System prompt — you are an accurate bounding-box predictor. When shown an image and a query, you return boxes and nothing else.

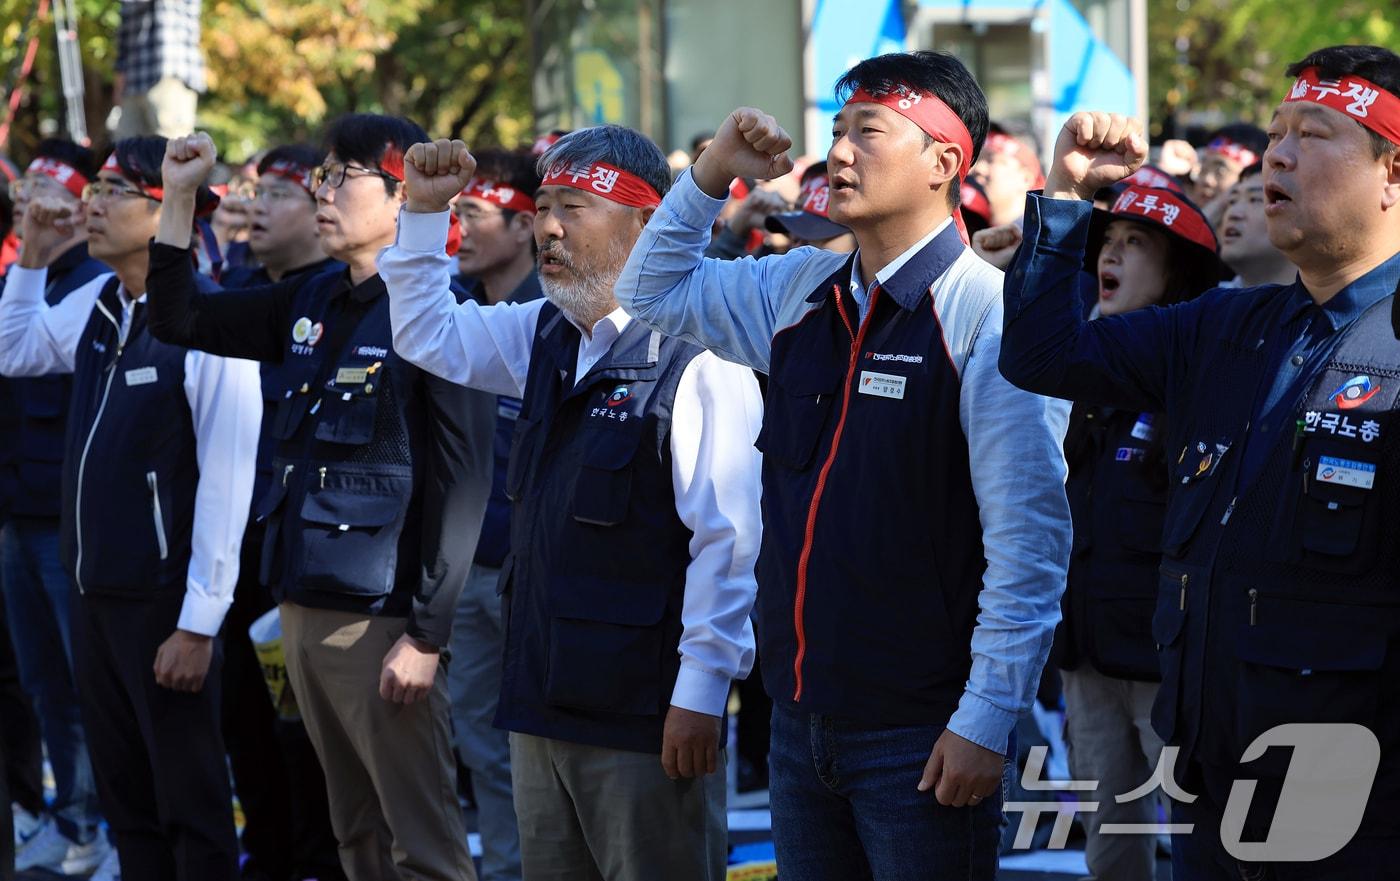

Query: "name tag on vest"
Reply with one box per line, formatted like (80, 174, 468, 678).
(1316, 455, 1376, 491)
(125, 367, 158, 386)
(858, 370, 906, 400)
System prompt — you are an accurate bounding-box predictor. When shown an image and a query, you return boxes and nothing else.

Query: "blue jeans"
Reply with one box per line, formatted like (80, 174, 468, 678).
(0, 520, 101, 841)
(769, 701, 1006, 881)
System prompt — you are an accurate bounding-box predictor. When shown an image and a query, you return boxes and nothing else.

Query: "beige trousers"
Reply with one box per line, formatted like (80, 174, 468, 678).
(280, 603, 476, 881)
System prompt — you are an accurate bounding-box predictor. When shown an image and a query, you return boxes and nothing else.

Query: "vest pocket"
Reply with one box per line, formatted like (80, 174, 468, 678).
(505, 415, 541, 502)
(755, 367, 841, 471)
(297, 487, 404, 596)
(545, 574, 670, 716)
(1150, 564, 1192, 742)
(1159, 437, 1232, 557)
(571, 429, 640, 527)
(1232, 596, 1386, 777)
(1268, 435, 1383, 575)
(313, 391, 379, 446)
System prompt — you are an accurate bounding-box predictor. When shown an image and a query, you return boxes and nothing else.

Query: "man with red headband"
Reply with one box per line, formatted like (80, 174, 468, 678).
(144, 115, 494, 881)
(1000, 44, 1400, 878)
(615, 51, 1073, 878)
(970, 122, 1045, 227)
(378, 124, 763, 881)
(0, 136, 260, 881)
(0, 139, 111, 875)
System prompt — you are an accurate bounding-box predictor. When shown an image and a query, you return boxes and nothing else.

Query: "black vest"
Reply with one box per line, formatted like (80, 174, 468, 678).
(3, 244, 109, 520)
(252, 271, 439, 618)
(754, 230, 985, 726)
(493, 304, 701, 754)
(1152, 296, 1400, 836)
(61, 278, 200, 594)
(1059, 405, 1169, 681)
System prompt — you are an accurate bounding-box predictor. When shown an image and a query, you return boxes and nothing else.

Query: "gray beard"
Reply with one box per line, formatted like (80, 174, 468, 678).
(538, 238, 630, 328)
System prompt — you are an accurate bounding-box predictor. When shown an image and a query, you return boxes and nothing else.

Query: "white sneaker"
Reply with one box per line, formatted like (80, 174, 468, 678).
(12, 803, 43, 852)
(14, 818, 111, 874)
(90, 845, 122, 881)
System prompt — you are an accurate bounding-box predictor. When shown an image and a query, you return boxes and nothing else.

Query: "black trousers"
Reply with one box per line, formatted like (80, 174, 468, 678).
(75, 591, 239, 881)
(0, 598, 16, 881)
(0, 577, 44, 820)
(222, 528, 345, 881)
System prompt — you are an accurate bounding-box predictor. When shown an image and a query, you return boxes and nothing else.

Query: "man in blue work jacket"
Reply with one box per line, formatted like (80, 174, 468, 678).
(1000, 44, 1400, 879)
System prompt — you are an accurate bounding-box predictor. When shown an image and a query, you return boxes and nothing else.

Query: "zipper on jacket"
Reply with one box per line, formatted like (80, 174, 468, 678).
(792, 283, 880, 701)
(1248, 588, 1259, 626)
(1178, 572, 1189, 610)
(73, 326, 125, 595)
(147, 471, 169, 561)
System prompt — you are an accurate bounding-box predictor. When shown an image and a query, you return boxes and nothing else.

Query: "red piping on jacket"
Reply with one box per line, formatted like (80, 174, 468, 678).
(792, 282, 881, 701)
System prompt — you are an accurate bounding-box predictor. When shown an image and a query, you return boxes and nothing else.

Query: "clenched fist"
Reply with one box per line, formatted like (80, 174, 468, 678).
(692, 108, 795, 200)
(404, 139, 477, 215)
(17, 198, 82, 269)
(163, 132, 218, 195)
(1044, 112, 1148, 202)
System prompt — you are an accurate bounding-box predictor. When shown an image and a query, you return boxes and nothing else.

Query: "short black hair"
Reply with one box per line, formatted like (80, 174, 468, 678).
(33, 138, 95, 179)
(690, 131, 714, 154)
(111, 135, 220, 217)
(1286, 45, 1400, 159)
(258, 144, 324, 177)
(1238, 160, 1264, 181)
(323, 113, 429, 195)
(473, 148, 543, 212)
(801, 160, 828, 185)
(835, 50, 989, 209)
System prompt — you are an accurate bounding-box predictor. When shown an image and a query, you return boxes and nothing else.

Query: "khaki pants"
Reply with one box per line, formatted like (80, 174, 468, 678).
(509, 732, 727, 881)
(1062, 665, 1165, 881)
(116, 76, 197, 139)
(280, 603, 476, 881)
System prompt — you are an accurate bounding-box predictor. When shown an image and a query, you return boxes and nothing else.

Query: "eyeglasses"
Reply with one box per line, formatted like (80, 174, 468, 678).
(81, 181, 159, 204)
(253, 185, 314, 204)
(310, 162, 398, 191)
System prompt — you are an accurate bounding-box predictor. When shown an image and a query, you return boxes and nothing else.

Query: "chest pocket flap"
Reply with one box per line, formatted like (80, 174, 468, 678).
(572, 428, 643, 527)
(755, 361, 843, 470)
(297, 489, 405, 597)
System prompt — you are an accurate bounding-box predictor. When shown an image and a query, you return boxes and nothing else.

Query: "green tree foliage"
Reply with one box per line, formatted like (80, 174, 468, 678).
(0, 0, 530, 163)
(1149, 0, 1397, 135)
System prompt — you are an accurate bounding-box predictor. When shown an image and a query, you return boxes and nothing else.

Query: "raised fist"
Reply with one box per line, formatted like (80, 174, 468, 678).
(691, 108, 795, 199)
(17, 197, 81, 268)
(1044, 112, 1148, 202)
(162, 132, 217, 195)
(970, 222, 1023, 271)
(404, 139, 476, 215)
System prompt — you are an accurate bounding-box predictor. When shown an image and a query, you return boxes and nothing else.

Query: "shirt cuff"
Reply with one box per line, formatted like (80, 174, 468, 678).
(177, 588, 232, 637)
(666, 168, 729, 233)
(669, 663, 732, 718)
(2, 265, 49, 300)
(396, 208, 451, 253)
(1025, 192, 1093, 257)
(946, 690, 1020, 755)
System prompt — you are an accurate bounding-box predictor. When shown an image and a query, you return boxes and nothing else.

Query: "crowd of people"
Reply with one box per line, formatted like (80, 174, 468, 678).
(0, 32, 1397, 881)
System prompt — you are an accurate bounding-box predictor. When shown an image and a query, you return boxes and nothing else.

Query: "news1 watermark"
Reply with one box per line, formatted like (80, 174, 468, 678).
(1006, 723, 1380, 862)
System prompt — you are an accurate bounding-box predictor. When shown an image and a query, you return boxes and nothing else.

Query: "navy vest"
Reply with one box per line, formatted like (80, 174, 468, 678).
(1059, 405, 1169, 681)
(1152, 296, 1400, 836)
(2, 244, 108, 520)
(61, 278, 203, 594)
(253, 270, 440, 617)
(493, 303, 701, 754)
(755, 230, 984, 726)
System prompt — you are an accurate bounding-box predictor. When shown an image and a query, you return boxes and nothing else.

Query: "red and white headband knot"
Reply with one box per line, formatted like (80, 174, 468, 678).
(540, 159, 661, 209)
(1284, 67, 1400, 146)
(459, 177, 536, 214)
(25, 158, 88, 199)
(1206, 138, 1259, 168)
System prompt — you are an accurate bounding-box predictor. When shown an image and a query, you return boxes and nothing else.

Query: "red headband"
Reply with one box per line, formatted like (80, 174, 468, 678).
(798, 175, 831, 218)
(1206, 137, 1258, 168)
(983, 132, 1046, 188)
(101, 152, 164, 201)
(540, 159, 661, 209)
(1108, 186, 1217, 254)
(263, 159, 314, 194)
(844, 85, 973, 242)
(1123, 165, 1185, 194)
(26, 157, 88, 199)
(1284, 67, 1400, 146)
(379, 144, 406, 182)
(459, 177, 536, 214)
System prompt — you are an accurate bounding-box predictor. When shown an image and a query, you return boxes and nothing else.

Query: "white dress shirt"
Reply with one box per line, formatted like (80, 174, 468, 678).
(378, 209, 762, 717)
(0, 266, 261, 636)
(848, 217, 953, 321)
